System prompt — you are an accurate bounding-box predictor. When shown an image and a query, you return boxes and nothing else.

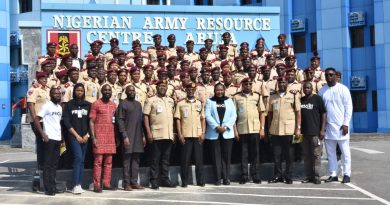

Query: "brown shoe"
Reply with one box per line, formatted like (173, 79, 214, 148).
(124, 186, 133, 191)
(131, 184, 144, 190)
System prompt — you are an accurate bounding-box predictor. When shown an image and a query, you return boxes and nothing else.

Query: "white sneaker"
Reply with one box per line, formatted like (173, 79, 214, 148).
(72, 185, 82, 194)
(79, 185, 86, 193)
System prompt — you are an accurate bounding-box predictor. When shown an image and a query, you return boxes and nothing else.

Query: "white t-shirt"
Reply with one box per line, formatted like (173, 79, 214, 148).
(37, 101, 63, 141)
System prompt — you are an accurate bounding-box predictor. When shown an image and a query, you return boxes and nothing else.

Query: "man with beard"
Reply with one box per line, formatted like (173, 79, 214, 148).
(117, 85, 145, 191)
(89, 85, 117, 192)
(34, 87, 63, 195)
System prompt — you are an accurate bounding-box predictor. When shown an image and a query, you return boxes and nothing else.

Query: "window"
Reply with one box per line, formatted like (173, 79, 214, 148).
(241, 0, 252, 5)
(351, 91, 367, 112)
(207, 0, 213, 5)
(19, 0, 32, 13)
(370, 25, 375, 46)
(372, 90, 377, 112)
(350, 27, 364, 48)
(256, 0, 262, 3)
(147, 0, 160, 5)
(310, 32, 317, 52)
(292, 34, 306, 53)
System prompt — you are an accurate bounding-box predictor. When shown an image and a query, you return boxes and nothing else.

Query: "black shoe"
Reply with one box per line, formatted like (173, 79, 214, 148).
(44, 191, 55, 196)
(103, 186, 117, 191)
(342, 175, 350, 183)
(313, 177, 321, 184)
(214, 180, 221, 186)
(268, 177, 284, 183)
(181, 183, 188, 188)
(161, 180, 176, 188)
(253, 178, 262, 184)
(239, 178, 248, 184)
(325, 176, 339, 183)
(150, 183, 159, 190)
(301, 178, 313, 183)
(197, 183, 205, 187)
(285, 178, 293, 184)
(223, 179, 230, 185)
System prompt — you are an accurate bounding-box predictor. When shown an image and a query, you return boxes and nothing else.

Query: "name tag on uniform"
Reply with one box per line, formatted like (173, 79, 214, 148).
(239, 105, 244, 113)
(273, 102, 280, 110)
(157, 104, 163, 113)
(183, 109, 189, 118)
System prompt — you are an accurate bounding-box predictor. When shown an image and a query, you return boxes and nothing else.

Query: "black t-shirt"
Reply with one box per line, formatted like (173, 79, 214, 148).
(300, 94, 326, 136)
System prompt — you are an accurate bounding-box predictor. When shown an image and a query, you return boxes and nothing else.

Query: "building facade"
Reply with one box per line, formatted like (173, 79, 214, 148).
(1, 0, 390, 141)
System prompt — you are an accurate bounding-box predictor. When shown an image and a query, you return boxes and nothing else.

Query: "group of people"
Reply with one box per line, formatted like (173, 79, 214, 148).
(27, 31, 353, 196)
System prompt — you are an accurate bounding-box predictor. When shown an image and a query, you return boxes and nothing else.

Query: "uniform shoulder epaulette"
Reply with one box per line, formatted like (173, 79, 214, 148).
(64, 82, 72, 88)
(314, 79, 320, 83)
(147, 94, 155, 98)
(176, 99, 184, 103)
(299, 80, 305, 84)
(253, 91, 261, 96)
(32, 83, 39, 88)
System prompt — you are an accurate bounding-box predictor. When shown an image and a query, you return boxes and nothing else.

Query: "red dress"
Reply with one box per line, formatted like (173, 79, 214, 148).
(89, 99, 117, 154)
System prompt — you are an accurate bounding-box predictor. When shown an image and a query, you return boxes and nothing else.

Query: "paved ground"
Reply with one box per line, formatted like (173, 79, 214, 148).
(0, 137, 389, 205)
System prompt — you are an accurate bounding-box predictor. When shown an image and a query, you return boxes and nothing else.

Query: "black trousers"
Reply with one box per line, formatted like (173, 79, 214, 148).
(271, 135, 294, 179)
(122, 152, 141, 187)
(240, 133, 260, 180)
(180, 138, 204, 185)
(43, 139, 61, 192)
(209, 137, 233, 182)
(31, 122, 45, 169)
(149, 140, 172, 184)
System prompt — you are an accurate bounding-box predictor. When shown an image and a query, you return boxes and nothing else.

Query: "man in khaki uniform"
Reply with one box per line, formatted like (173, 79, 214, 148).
(37, 42, 60, 71)
(222, 69, 239, 98)
(147, 34, 164, 61)
(204, 39, 217, 61)
(217, 32, 238, 59)
(267, 77, 301, 184)
(310, 55, 326, 84)
(196, 69, 214, 104)
(27, 71, 50, 169)
(285, 55, 303, 81)
(271, 34, 295, 57)
(122, 67, 148, 108)
(184, 40, 199, 63)
(233, 78, 266, 184)
(175, 82, 206, 187)
(166, 34, 177, 58)
(143, 80, 176, 189)
(62, 67, 80, 103)
(81, 66, 99, 103)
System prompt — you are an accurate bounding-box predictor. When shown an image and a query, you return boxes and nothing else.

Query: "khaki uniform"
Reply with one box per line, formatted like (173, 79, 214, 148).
(125, 57, 149, 68)
(295, 69, 304, 82)
(206, 52, 217, 61)
(63, 81, 75, 103)
(313, 67, 326, 83)
(150, 83, 175, 98)
(192, 60, 215, 73)
(184, 52, 199, 63)
(233, 71, 247, 85)
(225, 84, 239, 98)
(286, 81, 302, 98)
(143, 95, 175, 140)
(81, 77, 100, 103)
(26, 84, 50, 122)
(83, 53, 105, 70)
(252, 56, 267, 67)
(166, 47, 177, 58)
(270, 67, 278, 80)
(217, 44, 238, 59)
(173, 87, 187, 103)
(196, 83, 214, 104)
(104, 51, 114, 64)
(213, 59, 233, 69)
(47, 74, 59, 89)
(174, 99, 204, 138)
(233, 92, 265, 134)
(268, 92, 301, 135)
(271, 44, 295, 57)
(126, 51, 149, 59)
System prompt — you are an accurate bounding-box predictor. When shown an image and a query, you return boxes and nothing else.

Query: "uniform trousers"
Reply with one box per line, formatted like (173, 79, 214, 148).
(325, 139, 351, 177)
(209, 136, 233, 182)
(271, 135, 294, 179)
(31, 122, 44, 169)
(302, 135, 323, 179)
(93, 154, 113, 188)
(180, 138, 204, 185)
(150, 139, 173, 184)
(240, 133, 260, 180)
(122, 153, 141, 187)
(43, 139, 61, 193)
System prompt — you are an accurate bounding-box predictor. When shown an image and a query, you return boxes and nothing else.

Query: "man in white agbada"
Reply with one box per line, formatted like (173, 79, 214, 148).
(318, 67, 353, 184)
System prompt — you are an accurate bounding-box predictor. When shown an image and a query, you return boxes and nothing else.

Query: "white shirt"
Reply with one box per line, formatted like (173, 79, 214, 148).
(37, 101, 63, 141)
(318, 83, 353, 140)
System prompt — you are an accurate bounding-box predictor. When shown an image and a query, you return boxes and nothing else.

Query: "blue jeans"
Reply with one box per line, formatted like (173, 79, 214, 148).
(69, 136, 88, 186)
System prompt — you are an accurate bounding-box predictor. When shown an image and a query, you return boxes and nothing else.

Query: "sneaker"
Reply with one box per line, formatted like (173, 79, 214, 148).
(78, 185, 86, 193)
(72, 185, 82, 194)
